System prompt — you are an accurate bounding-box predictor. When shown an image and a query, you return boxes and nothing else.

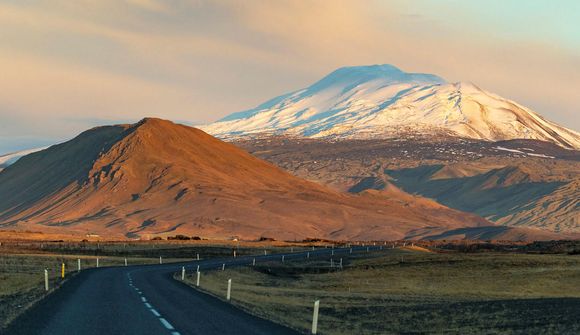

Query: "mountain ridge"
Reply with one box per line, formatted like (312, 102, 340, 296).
(203, 64, 580, 149)
(0, 118, 498, 240)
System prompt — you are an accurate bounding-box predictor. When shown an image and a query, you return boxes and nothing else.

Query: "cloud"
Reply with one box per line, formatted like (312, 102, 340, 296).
(0, 0, 578, 154)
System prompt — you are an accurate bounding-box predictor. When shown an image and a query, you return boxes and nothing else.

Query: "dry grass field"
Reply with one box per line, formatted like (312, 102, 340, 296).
(187, 248, 580, 334)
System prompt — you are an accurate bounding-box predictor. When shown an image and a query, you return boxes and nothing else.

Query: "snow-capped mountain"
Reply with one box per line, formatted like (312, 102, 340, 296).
(202, 64, 580, 149)
(0, 147, 48, 168)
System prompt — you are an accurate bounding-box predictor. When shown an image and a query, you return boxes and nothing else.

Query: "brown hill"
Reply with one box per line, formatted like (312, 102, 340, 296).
(0, 118, 492, 240)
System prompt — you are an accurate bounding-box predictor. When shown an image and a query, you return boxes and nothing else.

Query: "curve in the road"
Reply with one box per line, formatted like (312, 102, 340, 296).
(5, 245, 383, 335)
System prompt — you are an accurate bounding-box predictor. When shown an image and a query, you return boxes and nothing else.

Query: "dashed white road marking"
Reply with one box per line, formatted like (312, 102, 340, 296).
(159, 318, 174, 330)
(131, 273, 180, 334)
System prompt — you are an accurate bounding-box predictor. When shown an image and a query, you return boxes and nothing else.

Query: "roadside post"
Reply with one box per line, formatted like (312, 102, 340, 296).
(196, 253, 200, 261)
(226, 278, 232, 301)
(252, 258, 256, 266)
(222, 263, 225, 271)
(61, 263, 65, 279)
(77, 258, 81, 272)
(181, 266, 185, 281)
(312, 300, 320, 334)
(124, 258, 128, 266)
(159, 256, 163, 264)
(44, 269, 49, 291)
(96, 258, 99, 268)
(196, 271, 200, 287)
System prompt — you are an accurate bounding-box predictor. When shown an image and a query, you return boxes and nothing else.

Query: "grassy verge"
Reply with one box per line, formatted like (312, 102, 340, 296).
(184, 248, 580, 334)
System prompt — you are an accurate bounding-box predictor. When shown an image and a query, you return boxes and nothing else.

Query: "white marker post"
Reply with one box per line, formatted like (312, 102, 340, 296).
(264, 250, 267, 256)
(340, 258, 343, 269)
(233, 250, 236, 258)
(312, 246, 315, 251)
(307, 252, 310, 259)
(252, 258, 256, 266)
(77, 258, 81, 272)
(330, 259, 334, 268)
(196, 271, 200, 287)
(181, 266, 185, 281)
(44, 269, 49, 291)
(124, 258, 128, 266)
(159, 256, 163, 264)
(312, 300, 320, 334)
(197, 253, 200, 261)
(226, 278, 232, 301)
(96, 258, 99, 268)
(282, 255, 285, 263)
(222, 263, 225, 271)
(196, 265, 200, 273)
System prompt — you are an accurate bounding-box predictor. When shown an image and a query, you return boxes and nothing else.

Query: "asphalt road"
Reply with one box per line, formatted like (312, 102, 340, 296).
(5, 245, 380, 335)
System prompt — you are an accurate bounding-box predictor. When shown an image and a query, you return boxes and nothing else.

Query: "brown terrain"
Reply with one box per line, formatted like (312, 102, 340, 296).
(236, 136, 580, 236)
(0, 118, 513, 241)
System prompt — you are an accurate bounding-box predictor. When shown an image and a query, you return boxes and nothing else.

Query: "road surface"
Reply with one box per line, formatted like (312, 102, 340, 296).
(6, 246, 380, 334)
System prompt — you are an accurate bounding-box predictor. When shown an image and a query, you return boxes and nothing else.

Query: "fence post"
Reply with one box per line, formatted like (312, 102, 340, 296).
(226, 278, 232, 301)
(196, 271, 200, 287)
(181, 266, 185, 281)
(312, 300, 320, 334)
(44, 269, 49, 291)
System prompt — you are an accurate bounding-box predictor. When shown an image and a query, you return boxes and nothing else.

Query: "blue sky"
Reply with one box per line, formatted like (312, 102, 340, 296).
(0, 0, 578, 154)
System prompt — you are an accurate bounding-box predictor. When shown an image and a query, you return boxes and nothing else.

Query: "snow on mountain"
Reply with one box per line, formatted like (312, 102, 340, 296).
(0, 147, 48, 168)
(202, 64, 580, 149)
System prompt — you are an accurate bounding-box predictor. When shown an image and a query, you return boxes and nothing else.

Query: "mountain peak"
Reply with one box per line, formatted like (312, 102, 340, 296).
(0, 118, 489, 240)
(203, 64, 580, 149)
(309, 64, 446, 91)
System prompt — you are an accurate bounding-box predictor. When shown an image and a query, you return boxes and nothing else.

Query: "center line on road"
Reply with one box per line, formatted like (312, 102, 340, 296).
(141, 297, 147, 302)
(145, 302, 152, 308)
(150, 309, 160, 317)
(159, 318, 175, 330)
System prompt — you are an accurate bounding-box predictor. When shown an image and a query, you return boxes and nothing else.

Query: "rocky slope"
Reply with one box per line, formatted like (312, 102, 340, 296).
(237, 136, 580, 234)
(0, 118, 496, 240)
